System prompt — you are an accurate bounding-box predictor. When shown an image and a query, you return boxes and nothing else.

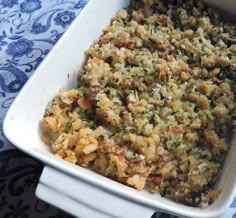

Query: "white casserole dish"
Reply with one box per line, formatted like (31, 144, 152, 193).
(3, 0, 236, 217)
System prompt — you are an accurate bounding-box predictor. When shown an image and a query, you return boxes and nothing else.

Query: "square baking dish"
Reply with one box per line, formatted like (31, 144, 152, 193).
(3, 0, 236, 217)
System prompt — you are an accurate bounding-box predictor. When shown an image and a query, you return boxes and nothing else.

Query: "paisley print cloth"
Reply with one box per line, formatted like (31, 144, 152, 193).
(0, 0, 235, 217)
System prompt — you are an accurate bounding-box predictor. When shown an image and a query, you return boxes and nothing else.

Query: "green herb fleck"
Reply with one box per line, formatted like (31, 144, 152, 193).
(206, 113, 213, 120)
(98, 135, 105, 140)
(171, 142, 181, 150)
(153, 111, 158, 115)
(83, 91, 87, 98)
(173, 50, 179, 57)
(185, 124, 191, 128)
(166, 189, 171, 195)
(66, 121, 72, 128)
(161, 187, 171, 197)
(227, 53, 233, 59)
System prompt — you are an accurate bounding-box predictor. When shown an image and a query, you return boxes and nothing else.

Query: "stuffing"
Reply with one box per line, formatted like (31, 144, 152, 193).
(41, 0, 236, 207)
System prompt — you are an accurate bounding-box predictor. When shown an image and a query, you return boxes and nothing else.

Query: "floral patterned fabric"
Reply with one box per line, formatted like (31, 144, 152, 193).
(0, 0, 235, 217)
(0, 0, 87, 151)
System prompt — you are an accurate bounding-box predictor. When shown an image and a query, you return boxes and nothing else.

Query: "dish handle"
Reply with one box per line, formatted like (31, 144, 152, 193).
(36, 166, 157, 218)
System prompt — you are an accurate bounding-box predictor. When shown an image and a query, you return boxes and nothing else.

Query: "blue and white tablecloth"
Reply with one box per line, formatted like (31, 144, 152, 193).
(0, 0, 235, 217)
